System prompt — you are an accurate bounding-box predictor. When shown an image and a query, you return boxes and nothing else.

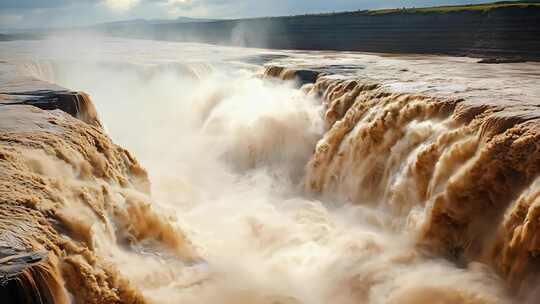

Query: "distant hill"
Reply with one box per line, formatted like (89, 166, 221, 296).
(0, 33, 42, 41)
(97, 16, 218, 27)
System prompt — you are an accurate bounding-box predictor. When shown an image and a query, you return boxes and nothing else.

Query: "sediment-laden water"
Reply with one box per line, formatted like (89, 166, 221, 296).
(1, 36, 540, 303)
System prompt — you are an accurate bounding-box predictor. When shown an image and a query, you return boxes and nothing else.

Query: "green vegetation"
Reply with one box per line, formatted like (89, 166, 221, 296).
(298, 1, 540, 17)
(369, 0, 540, 14)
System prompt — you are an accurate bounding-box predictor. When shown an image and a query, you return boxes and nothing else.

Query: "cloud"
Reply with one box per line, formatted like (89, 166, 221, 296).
(0, 0, 140, 11)
(167, 0, 192, 4)
(163, 0, 245, 18)
(0, 14, 23, 27)
(0, 0, 499, 29)
(103, 0, 140, 11)
(0, 0, 71, 9)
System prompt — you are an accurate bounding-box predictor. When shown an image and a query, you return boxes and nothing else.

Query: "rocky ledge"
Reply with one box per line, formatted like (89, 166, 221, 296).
(0, 73, 197, 303)
(265, 65, 540, 299)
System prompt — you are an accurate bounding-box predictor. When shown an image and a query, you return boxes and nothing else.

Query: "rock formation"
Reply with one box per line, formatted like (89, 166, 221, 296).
(1, 54, 539, 302)
(265, 65, 540, 299)
(0, 78, 198, 303)
(102, 5, 540, 61)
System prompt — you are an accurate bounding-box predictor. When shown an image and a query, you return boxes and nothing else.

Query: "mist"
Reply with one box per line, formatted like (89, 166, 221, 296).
(1, 31, 516, 303)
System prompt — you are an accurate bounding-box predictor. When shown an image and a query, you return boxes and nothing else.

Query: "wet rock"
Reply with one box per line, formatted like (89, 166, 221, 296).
(1, 91, 101, 128)
(263, 66, 322, 86)
(477, 58, 527, 64)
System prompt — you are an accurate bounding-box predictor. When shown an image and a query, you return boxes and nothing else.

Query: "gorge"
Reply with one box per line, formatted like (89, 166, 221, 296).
(0, 35, 540, 303)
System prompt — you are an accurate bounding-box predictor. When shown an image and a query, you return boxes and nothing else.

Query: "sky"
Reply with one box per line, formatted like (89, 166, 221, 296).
(0, 0, 498, 29)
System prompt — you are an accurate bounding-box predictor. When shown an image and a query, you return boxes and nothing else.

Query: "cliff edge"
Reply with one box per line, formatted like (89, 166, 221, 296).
(102, 3, 540, 61)
(0, 75, 198, 303)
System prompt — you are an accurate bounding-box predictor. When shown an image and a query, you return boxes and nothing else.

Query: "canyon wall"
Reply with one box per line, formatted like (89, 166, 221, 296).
(102, 6, 540, 60)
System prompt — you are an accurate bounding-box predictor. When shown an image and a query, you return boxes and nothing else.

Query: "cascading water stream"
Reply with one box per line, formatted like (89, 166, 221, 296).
(3, 57, 540, 304)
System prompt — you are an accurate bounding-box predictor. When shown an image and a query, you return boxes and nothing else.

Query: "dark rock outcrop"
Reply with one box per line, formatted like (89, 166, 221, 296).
(0, 78, 102, 128)
(262, 66, 323, 86)
(0, 251, 62, 304)
(477, 57, 528, 63)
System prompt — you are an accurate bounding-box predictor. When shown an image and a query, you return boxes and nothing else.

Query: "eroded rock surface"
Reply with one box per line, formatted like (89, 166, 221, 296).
(1, 39, 540, 302)
(0, 78, 198, 303)
(265, 65, 540, 298)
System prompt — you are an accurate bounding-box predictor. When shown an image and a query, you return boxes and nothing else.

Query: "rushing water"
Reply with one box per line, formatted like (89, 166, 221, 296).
(3, 35, 540, 303)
